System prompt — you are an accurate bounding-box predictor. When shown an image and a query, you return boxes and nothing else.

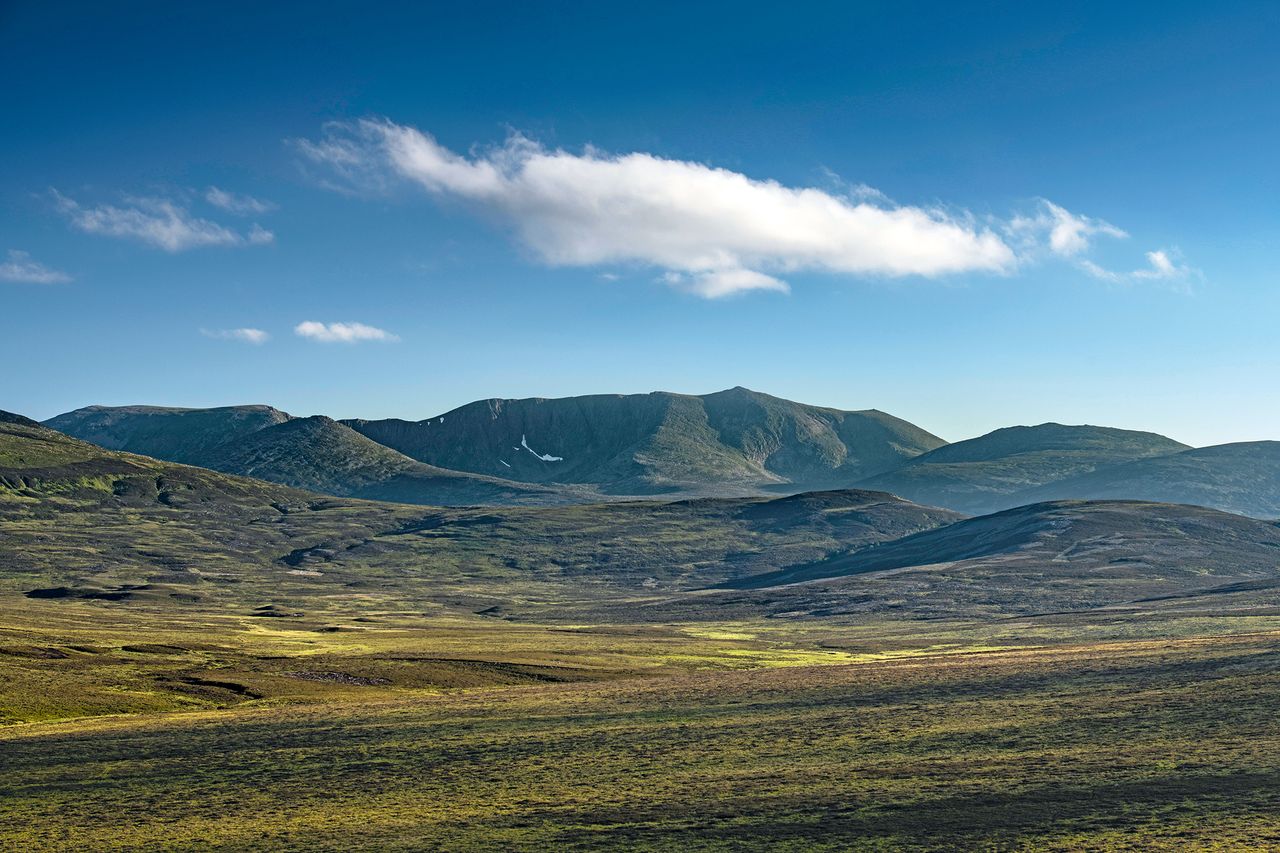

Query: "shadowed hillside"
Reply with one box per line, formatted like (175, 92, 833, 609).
(1010, 441, 1280, 519)
(345, 386, 945, 495)
(709, 499, 1280, 620)
(0, 418, 962, 612)
(201, 415, 584, 506)
(45, 405, 581, 506)
(857, 423, 1188, 514)
(44, 404, 291, 464)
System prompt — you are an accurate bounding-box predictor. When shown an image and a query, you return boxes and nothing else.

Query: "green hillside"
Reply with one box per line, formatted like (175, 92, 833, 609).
(715, 499, 1280, 619)
(45, 405, 582, 506)
(1011, 441, 1280, 519)
(201, 414, 584, 505)
(0, 418, 962, 616)
(44, 404, 290, 463)
(345, 386, 946, 494)
(857, 423, 1188, 513)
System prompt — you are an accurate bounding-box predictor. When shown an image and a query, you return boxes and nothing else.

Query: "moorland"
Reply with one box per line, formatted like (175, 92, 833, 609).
(5, 393, 1280, 850)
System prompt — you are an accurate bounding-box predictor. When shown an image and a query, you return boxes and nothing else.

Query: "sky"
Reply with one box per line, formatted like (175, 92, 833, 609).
(2, 1, 1277, 446)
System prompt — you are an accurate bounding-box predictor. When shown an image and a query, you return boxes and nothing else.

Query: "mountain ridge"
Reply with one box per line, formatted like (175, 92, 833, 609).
(344, 386, 946, 495)
(856, 422, 1189, 514)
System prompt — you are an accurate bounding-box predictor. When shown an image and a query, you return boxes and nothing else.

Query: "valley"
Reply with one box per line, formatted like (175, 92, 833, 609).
(4, 398, 1280, 849)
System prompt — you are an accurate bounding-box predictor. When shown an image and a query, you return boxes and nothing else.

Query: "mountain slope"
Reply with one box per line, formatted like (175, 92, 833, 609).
(856, 423, 1189, 514)
(1009, 441, 1280, 519)
(344, 387, 946, 495)
(44, 404, 290, 465)
(714, 499, 1280, 619)
(0, 418, 963, 611)
(201, 415, 583, 505)
(44, 405, 578, 506)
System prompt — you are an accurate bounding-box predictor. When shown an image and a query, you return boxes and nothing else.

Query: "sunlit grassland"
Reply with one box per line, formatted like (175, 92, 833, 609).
(5, 627, 1280, 850)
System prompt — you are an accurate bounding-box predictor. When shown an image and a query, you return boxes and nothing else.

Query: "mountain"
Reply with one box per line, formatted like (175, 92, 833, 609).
(0, 417, 962, 611)
(1010, 441, 1280, 519)
(715, 499, 1280, 618)
(856, 423, 1189, 514)
(0, 409, 40, 427)
(44, 405, 578, 506)
(199, 415, 582, 505)
(44, 404, 290, 465)
(344, 387, 946, 495)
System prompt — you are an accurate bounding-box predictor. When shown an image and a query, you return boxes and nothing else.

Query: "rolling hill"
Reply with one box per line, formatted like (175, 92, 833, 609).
(709, 499, 1280, 620)
(44, 405, 579, 506)
(44, 404, 290, 464)
(199, 415, 583, 505)
(344, 386, 946, 495)
(856, 423, 1189, 514)
(1009, 441, 1280, 519)
(0, 415, 964, 610)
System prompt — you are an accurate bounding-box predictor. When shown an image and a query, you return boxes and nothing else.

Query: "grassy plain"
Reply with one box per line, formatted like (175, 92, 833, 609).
(7, 419, 1280, 848)
(5, 616, 1280, 850)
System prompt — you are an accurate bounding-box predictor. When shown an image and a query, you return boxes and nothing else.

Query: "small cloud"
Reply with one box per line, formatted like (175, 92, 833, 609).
(294, 321, 399, 343)
(52, 190, 274, 252)
(0, 249, 71, 284)
(662, 269, 790, 298)
(1007, 199, 1127, 258)
(201, 327, 270, 344)
(205, 186, 276, 216)
(1083, 248, 1197, 286)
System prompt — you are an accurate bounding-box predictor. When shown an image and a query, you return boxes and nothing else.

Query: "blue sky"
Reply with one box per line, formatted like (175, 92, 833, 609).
(2, 1, 1277, 445)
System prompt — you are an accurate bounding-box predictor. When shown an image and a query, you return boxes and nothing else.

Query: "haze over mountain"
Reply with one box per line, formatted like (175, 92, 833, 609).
(856, 423, 1189, 514)
(1011, 441, 1280, 520)
(344, 387, 945, 495)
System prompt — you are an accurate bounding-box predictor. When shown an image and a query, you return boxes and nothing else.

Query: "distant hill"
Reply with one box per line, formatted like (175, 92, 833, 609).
(856, 423, 1188, 514)
(44, 404, 290, 465)
(202, 415, 582, 506)
(45, 405, 579, 506)
(0, 419, 963, 609)
(1010, 441, 1280, 519)
(717, 499, 1280, 619)
(0, 409, 40, 428)
(344, 387, 945, 495)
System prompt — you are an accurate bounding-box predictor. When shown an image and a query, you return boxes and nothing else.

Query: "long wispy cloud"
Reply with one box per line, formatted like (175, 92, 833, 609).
(294, 321, 399, 343)
(205, 186, 276, 215)
(1080, 249, 1196, 285)
(298, 120, 1018, 298)
(0, 249, 71, 284)
(52, 191, 273, 252)
(297, 119, 1192, 298)
(201, 327, 270, 344)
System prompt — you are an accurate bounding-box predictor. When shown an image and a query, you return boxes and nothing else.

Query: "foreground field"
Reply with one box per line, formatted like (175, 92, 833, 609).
(5, 627, 1280, 850)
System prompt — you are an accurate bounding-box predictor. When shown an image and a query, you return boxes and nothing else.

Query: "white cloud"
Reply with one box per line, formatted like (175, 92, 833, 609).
(205, 186, 276, 215)
(298, 119, 1017, 297)
(662, 268, 790, 298)
(0, 250, 71, 284)
(201, 327, 270, 344)
(52, 191, 274, 252)
(298, 120, 1195, 299)
(1082, 249, 1196, 285)
(294, 321, 399, 343)
(1007, 199, 1127, 258)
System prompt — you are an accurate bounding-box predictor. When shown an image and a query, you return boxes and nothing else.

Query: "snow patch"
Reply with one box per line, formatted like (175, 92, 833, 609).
(521, 434, 563, 462)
